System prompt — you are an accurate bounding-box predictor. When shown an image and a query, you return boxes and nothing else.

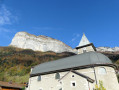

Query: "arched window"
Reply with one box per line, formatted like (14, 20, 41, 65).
(37, 75, 41, 81)
(55, 73, 60, 79)
(98, 67, 106, 75)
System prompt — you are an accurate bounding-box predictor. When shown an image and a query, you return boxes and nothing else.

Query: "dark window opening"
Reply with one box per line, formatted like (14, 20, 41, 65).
(60, 82, 62, 84)
(83, 50, 86, 53)
(72, 75, 74, 77)
(55, 73, 60, 79)
(59, 88, 62, 90)
(38, 76, 41, 81)
(72, 83, 75, 86)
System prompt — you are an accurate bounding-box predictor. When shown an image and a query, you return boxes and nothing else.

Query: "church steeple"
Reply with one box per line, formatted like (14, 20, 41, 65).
(78, 33, 90, 47)
(76, 33, 96, 54)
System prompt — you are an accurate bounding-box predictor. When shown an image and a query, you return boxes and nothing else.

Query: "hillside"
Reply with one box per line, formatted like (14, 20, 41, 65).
(0, 46, 75, 84)
(0, 46, 119, 84)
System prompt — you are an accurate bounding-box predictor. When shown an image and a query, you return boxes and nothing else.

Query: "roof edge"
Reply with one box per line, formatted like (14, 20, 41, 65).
(75, 43, 97, 51)
(30, 64, 117, 77)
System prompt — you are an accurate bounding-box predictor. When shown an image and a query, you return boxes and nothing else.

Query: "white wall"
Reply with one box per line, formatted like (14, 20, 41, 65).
(27, 66, 119, 90)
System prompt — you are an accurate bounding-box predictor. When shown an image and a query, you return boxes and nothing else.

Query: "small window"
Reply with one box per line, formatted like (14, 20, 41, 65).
(83, 50, 86, 53)
(59, 88, 62, 90)
(38, 76, 41, 81)
(26, 82, 28, 88)
(55, 73, 60, 79)
(98, 67, 106, 75)
(72, 83, 75, 86)
(72, 75, 74, 77)
(83, 47, 87, 53)
(60, 81, 62, 84)
(71, 81, 76, 87)
(39, 88, 42, 90)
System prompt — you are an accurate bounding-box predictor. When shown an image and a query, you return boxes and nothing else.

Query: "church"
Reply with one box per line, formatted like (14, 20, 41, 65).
(26, 34, 119, 90)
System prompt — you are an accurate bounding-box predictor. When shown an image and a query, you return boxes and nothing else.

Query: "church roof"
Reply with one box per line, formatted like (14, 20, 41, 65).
(78, 33, 90, 47)
(0, 81, 25, 89)
(30, 52, 115, 77)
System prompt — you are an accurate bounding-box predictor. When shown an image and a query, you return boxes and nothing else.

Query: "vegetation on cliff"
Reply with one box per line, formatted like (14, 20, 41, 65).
(0, 46, 75, 83)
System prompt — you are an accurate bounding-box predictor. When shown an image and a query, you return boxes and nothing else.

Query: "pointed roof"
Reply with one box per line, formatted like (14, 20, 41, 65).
(78, 33, 90, 47)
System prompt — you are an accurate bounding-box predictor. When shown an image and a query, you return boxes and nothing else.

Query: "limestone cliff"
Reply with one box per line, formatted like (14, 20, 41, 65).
(10, 32, 77, 53)
(97, 47, 119, 52)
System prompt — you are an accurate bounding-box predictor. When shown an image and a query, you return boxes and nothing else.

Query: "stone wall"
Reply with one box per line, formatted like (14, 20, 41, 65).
(78, 45, 95, 54)
(27, 66, 119, 90)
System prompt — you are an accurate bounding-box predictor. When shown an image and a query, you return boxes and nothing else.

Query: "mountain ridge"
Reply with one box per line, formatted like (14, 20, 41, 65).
(9, 32, 119, 53)
(10, 32, 77, 53)
(97, 47, 119, 52)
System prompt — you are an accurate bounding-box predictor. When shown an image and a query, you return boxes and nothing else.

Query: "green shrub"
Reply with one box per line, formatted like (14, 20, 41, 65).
(95, 80, 106, 90)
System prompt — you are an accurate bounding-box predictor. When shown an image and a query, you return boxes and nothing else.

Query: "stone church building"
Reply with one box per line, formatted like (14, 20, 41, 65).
(26, 34, 119, 90)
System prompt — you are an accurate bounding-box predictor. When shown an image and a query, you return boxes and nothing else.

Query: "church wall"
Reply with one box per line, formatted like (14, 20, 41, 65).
(27, 66, 119, 90)
(94, 66, 119, 90)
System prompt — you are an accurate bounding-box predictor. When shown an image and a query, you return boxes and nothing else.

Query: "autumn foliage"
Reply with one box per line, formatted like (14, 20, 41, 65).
(0, 46, 75, 83)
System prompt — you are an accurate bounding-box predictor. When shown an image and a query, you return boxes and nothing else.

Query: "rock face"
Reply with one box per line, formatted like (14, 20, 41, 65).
(10, 32, 77, 53)
(97, 47, 119, 52)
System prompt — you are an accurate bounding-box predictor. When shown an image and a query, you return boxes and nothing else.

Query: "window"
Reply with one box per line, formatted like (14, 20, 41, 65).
(72, 83, 75, 86)
(59, 88, 62, 90)
(39, 88, 42, 90)
(72, 75, 74, 77)
(60, 81, 62, 84)
(37, 75, 41, 81)
(83, 50, 86, 53)
(26, 82, 28, 88)
(55, 73, 60, 79)
(71, 81, 76, 87)
(98, 67, 106, 75)
(83, 48, 87, 53)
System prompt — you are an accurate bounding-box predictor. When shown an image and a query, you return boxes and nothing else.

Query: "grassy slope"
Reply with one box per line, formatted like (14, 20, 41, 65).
(0, 46, 76, 83)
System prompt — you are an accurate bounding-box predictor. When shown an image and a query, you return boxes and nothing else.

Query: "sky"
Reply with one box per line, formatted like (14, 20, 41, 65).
(0, 0, 119, 48)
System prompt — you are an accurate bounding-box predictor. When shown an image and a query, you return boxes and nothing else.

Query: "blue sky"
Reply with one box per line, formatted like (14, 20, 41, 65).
(0, 0, 119, 48)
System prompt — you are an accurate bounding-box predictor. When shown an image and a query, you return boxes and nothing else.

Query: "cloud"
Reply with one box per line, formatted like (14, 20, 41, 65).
(71, 33, 80, 42)
(0, 5, 18, 26)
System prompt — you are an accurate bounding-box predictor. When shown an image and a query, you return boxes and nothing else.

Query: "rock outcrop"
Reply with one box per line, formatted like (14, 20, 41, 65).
(10, 32, 77, 53)
(96, 47, 119, 52)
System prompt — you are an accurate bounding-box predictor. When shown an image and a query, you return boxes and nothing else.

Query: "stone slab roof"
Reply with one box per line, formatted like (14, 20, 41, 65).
(31, 52, 113, 76)
(0, 81, 25, 89)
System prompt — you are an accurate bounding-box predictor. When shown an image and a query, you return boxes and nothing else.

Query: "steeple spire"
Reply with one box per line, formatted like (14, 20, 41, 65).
(75, 33, 96, 54)
(78, 33, 90, 47)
